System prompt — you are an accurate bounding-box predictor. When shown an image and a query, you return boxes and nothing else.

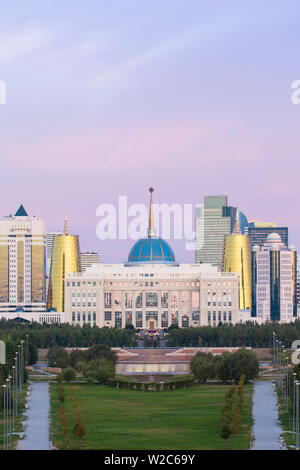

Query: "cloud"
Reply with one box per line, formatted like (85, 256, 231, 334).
(0, 27, 50, 64)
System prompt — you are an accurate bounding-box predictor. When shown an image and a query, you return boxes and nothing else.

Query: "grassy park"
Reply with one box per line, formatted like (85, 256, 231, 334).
(50, 382, 253, 450)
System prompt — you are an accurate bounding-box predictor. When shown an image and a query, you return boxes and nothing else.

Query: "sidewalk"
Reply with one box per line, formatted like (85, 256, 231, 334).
(17, 382, 52, 450)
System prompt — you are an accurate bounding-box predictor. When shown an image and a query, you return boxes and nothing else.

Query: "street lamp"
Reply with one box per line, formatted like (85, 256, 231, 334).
(2, 384, 6, 450)
(293, 375, 297, 440)
(26, 334, 29, 366)
(296, 382, 300, 451)
(15, 354, 18, 416)
(12, 366, 15, 431)
(5, 378, 10, 449)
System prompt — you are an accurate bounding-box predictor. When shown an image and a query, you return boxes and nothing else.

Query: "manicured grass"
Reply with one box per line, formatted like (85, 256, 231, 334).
(50, 382, 253, 450)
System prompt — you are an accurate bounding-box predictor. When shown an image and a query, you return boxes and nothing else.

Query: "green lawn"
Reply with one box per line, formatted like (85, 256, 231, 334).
(50, 382, 253, 450)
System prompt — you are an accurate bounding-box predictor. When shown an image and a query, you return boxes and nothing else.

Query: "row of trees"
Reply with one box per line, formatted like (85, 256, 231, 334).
(190, 348, 259, 384)
(0, 320, 137, 348)
(219, 375, 246, 447)
(48, 344, 117, 385)
(57, 374, 86, 447)
(167, 321, 300, 348)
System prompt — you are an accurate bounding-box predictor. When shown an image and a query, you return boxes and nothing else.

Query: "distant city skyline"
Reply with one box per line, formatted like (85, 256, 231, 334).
(0, 1, 300, 262)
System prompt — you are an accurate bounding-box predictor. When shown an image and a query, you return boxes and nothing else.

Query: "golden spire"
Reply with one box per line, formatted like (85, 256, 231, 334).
(148, 187, 155, 238)
(63, 216, 69, 235)
(232, 212, 241, 235)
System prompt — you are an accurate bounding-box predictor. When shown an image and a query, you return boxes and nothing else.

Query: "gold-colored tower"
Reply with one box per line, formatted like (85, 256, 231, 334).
(47, 218, 81, 312)
(223, 216, 252, 310)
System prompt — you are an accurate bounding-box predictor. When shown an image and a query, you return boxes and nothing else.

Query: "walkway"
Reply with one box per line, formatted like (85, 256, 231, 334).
(17, 382, 52, 450)
(251, 381, 285, 450)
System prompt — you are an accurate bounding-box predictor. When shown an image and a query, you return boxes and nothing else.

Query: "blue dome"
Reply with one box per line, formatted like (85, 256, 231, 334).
(126, 237, 177, 265)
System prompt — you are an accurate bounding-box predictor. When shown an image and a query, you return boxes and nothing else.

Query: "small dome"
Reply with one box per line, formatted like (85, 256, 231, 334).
(266, 232, 282, 243)
(289, 245, 296, 250)
(252, 245, 260, 251)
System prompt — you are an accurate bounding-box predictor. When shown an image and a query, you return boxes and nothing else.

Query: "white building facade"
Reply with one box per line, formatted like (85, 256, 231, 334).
(64, 263, 251, 329)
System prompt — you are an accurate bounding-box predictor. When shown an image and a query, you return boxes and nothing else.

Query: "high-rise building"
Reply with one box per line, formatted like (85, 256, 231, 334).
(195, 195, 248, 269)
(46, 232, 63, 278)
(248, 226, 288, 249)
(0, 205, 46, 312)
(223, 218, 252, 310)
(251, 233, 297, 322)
(80, 252, 100, 272)
(248, 221, 277, 228)
(47, 218, 81, 312)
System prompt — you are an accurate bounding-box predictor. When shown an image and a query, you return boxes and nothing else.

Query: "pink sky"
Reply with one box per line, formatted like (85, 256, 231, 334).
(0, 1, 300, 262)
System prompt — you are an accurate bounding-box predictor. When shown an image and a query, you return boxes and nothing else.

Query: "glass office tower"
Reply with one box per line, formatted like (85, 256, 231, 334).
(47, 218, 81, 312)
(195, 195, 248, 269)
(223, 218, 252, 310)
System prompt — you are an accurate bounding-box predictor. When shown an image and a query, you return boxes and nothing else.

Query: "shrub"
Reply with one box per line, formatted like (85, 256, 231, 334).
(63, 367, 76, 384)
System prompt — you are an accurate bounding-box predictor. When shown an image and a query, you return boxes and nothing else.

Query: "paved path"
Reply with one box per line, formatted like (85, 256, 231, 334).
(251, 381, 285, 450)
(17, 382, 52, 450)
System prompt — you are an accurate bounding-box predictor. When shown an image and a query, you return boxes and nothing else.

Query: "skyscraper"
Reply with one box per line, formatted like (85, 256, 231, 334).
(47, 218, 81, 312)
(80, 252, 100, 272)
(195, 195, 248, 269)
(0, 205, 46, 312)
(46, 231, 63, 278)
(248, 226, 288, 249)
(223, 217, 252, 310)
(251, 233, 297, 322)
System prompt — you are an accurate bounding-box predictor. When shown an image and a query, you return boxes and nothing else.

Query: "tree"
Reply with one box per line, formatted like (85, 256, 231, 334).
(82, 359, 115, 384)
(84, 344, 117, 364)
(63, 367, 76, 384)
(48, 346, 70, 368)
(73, 407, 86, 440)
(215, 352, 234, 384)
(231, 348, 259, 383)
(70, 349, 85, 370)
(190, 352, 215, 383)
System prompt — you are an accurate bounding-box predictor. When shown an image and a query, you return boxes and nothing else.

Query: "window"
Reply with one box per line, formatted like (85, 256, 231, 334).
(136, 311, 143, 328)
(182, 315, 189, 328)
(104, 311, 112, 321)
(136, 292, 143, 308)
(161, 311, 168, 328)
(115, 311, 122, 328)
(105, 292, 112, 308)
(125, 311, 132, 325)
(161, 292, 168, 308)
(146, 292, 158, 307)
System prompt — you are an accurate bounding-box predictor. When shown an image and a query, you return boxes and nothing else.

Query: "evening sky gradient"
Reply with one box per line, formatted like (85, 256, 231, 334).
(0, 0, 299, 262)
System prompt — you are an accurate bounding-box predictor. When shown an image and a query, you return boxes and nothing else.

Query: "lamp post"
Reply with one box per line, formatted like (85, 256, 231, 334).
(293, 376, 297, 440)
(5, 378, 10, 449)
(18, 345, 21, 393)
(3, 384, 6, 450)
(12, 366, 15, 431)
(8, 375, 12, 447)
(273, 332, 278, 367)
(26, 334, 29, 366)
(15, 354, 18, 416)
(20, 340, 24, 388)
(296, 382, 300, 451)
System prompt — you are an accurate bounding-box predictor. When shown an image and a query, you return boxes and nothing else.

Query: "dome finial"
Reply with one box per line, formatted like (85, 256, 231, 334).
(63, 216, 69, 235)
(148, 187, 155, 238)
(232, 212, 241, 234)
